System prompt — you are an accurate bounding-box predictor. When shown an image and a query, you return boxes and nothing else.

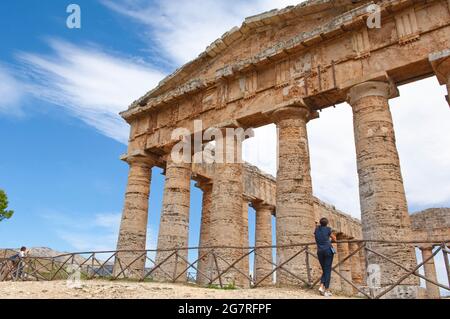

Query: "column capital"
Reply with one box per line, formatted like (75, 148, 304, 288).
(251, 200, 276, 213)
(121, 150, 159, 167)
(429, 49, 450, 85)
(347, 81, 399, 105)
(271, 99, 318, 123)
(195, 179, 213, 192)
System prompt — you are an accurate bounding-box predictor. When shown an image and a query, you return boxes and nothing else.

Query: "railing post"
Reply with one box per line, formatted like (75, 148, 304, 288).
(92, 253, 95, 278)
(172, 250, 179, 283)
(443, 243, 450, 287)
(213, 251, 223, 289)
(305, 245, 312, 287)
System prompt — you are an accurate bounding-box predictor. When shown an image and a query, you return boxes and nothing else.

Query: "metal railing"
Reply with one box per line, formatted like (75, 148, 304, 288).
(1, 240, 449, 299)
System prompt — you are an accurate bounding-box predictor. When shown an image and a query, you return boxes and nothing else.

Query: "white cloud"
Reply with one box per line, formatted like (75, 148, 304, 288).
(392, 78, 450, 211)
(17, 39, 165, 143)
(41, 211, 156, 252)
(102, 0, 297, 64)
(0, 65, 24, 115)
(308, 105, 361, 217)
(243, 125, 278, 175)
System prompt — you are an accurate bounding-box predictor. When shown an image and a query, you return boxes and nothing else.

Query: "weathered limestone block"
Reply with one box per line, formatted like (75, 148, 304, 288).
(253, 202, 274, 287)
(154, 157, 191, 282)
(420, 247, 441, 299)
(197, 181, 213, 286)
(114, 153, 155, 279)
(348, 81, 418, 291)
(207, 135, 245, 287)
(337, 240, 353, 296)
(273, 102, 319, 286)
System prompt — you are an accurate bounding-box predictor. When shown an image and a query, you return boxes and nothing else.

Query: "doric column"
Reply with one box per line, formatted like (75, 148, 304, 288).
(114, 152, 156, 279)
(208, 129, 245, 287)
(348, 81, 418, 291)
(196, 180, 213, 286)
(154, 156, 192, 283)
(349, 242, 364, 291)
(240, 199, 250, 287)
(273, 101, 318, 286)
(429, 50, 450, 106)
(253, 202, 274, 287)
(420, 247, 441, 299)
(337, 240, 353, 295)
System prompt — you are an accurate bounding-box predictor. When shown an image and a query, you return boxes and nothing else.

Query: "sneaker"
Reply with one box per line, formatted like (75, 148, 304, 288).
(319, 286, 325, 295)
(324, 291, 333, 298)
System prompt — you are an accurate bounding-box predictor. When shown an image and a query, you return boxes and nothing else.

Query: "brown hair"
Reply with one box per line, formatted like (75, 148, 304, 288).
(320, 218, 329, 227)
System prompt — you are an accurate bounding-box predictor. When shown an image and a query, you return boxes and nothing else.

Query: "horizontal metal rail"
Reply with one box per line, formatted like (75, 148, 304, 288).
(1, 240, 449, 299)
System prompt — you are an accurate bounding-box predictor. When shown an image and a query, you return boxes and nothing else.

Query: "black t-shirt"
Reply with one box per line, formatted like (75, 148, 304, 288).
(314, 226, 332, 252)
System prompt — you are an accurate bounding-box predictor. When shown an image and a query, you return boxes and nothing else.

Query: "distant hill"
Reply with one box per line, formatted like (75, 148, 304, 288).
(2, 247, 75, 259)
(0, 247, 110, 266)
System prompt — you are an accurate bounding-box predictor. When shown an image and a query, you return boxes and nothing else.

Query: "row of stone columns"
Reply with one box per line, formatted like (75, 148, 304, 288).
(115, 53, 450, 293)
(114, 79, 418, 289)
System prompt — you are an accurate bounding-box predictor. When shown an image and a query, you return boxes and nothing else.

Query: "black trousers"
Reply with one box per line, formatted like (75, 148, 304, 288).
(318, 249, 334, 289)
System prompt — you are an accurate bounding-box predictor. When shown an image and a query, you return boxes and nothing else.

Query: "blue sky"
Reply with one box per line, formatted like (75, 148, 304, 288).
(0, 1, 450, 290)
(0, 0, 289, 253)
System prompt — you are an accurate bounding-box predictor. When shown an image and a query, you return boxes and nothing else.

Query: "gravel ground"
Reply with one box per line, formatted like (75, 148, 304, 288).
(0, 280, 349, 299)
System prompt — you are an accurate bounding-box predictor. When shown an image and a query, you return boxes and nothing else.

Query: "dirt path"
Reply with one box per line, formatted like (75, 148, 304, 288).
(0, 280, 349, 299)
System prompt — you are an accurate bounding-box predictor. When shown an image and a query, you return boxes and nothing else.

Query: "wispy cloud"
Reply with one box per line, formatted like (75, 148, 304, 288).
(16, 39, 165, 143)
(0, 64, 25, 116)
(41, 211, 155, 252)
(102, 0, 296, 64)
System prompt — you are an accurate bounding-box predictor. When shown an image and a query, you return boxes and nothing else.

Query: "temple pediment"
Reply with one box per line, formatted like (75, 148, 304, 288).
(128, 0, 374, 110)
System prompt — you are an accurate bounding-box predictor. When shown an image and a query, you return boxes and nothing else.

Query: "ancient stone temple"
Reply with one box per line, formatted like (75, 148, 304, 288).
(115, 0, 450, 297)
